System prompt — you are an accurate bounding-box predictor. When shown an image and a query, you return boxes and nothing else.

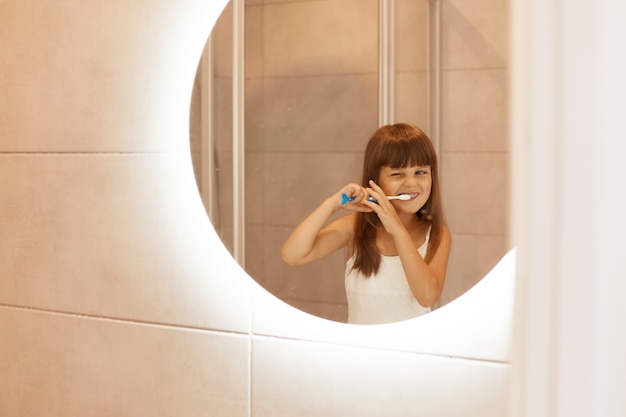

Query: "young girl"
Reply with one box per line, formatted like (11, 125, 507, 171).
(281, 123, 451, 324)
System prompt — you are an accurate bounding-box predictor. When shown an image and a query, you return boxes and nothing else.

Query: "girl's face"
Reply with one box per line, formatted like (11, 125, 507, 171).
(377, 165, 432, 214)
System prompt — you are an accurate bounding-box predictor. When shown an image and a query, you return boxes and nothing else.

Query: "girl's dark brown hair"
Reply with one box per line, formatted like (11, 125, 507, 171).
(350, 123, 445, 277)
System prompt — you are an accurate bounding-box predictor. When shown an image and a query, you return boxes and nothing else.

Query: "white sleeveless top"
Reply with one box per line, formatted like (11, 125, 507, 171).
(345, 226, 432, 324)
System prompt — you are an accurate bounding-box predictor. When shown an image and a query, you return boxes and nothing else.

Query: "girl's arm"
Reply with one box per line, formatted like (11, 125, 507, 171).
(281, 184, 371, 266)
(363, 180, 450, 307)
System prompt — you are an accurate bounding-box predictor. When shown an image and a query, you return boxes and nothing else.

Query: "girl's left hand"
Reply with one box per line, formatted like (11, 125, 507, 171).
(362, 180, 405, 236)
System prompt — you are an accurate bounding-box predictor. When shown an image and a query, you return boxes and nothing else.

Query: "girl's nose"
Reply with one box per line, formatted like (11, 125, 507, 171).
(404, 176, 418, 187)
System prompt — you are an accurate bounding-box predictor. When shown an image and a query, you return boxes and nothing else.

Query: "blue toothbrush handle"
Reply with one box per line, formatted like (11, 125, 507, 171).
(341, 193, 376, 205)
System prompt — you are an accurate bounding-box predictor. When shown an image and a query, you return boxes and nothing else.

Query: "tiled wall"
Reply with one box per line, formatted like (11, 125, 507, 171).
(438, 0, 511, 306)
(194, 0, 511, 320)
(244, 0, 380, 321)
(2, 1, 511, 416)
(0, 1, 252, 415)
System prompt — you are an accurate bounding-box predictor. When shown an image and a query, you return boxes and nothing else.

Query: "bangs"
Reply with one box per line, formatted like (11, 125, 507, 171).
(373, 133, 435, 169)
(361, 123, 438, 187)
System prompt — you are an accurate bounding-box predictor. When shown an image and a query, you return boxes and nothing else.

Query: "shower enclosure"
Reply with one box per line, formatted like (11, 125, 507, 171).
(190, 0, 439, 322)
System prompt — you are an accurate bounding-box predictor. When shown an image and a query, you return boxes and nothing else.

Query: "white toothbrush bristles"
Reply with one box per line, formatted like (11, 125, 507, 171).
(387, 194, 412, 201)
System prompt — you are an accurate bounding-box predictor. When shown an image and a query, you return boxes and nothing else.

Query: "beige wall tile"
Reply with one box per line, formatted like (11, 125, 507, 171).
(0, 1, 211, 153)
(245, 0, 262, 5)
(214, 76, 235, 151)
(441, 0, 509, 70)
(262, 152, 363, 225)
(441, 68, 509, 153)
(245, 3, 263, 78)
(440, 234, 511, 307)
(0, 154, 250, 333)
(252, 336, 510, 417)
(0, 306, 249, 417)
(261, 0, 378, 77)
(245, 150, 266, 224)
(247, 0, 322, 5)
(260, 75, 378, 153)
(441, 152, 509, 235)
(244, 224, 266, 282)
(286, 297, 348, 323)
(215, 150, 234, 227)
(261, 225, 347, 304)
(245, 78, 265, 152)
(395, 0, 429, 71)
(395, 71, 430, 130)
(211, 1, 234, 77)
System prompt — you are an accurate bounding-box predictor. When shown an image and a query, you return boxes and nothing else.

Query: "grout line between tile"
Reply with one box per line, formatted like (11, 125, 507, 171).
(0, 303, 249, 337)
(250, 332, 511, 366)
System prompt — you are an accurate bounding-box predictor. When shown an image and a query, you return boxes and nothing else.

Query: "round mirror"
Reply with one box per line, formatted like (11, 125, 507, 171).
(190, 0, 511, 323)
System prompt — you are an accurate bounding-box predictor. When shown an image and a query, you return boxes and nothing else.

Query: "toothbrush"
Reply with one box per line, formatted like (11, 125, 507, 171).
(341, 193, 412, 205)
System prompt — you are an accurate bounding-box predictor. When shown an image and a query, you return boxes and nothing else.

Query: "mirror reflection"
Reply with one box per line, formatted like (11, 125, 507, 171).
(190, 0, 511, 323)
(281, 123, 450, 324)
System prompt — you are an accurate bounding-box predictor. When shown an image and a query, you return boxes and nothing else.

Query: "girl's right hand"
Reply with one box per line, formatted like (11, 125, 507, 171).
(335, 183, 373, 212)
